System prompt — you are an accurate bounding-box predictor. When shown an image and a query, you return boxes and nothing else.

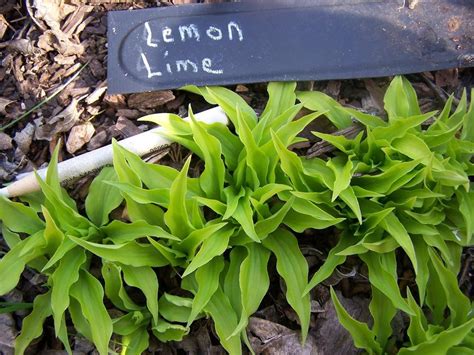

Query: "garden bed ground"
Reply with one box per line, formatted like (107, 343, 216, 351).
(0, 1, 473, 354)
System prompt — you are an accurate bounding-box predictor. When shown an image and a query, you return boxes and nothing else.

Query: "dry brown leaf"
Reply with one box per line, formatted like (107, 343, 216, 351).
(33, 0, 76, 31)
(0, 98, 14, 115)
(13, 123, 36, 154)
(85, 83, 107, 105)
(66, 121, 95, 153)
(248, 317, 319, 355)
(37, 30, 84, 56)
(35, 98, 82, 141)
(0, 15, 9, 41)
(0, 132, 13, 151)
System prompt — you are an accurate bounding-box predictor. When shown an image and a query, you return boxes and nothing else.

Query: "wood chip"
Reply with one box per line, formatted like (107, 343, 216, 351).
(128, 90, 175, 109)
(66, 121, 95, 153)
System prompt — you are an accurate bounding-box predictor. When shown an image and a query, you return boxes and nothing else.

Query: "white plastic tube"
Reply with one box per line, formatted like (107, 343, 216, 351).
(0, 106, 227, 198)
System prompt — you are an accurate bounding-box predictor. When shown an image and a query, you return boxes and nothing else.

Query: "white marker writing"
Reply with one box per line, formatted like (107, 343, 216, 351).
(144, 22, 158, 47)
(228, 21, 243, 41)
(206, 26, 223, 40)
(179, 24, 200, 42)
(162, 26, 174, 43)
(176, 59, 198, 73)
(202, 58, 223, 74)
(141, 53, 162, 77)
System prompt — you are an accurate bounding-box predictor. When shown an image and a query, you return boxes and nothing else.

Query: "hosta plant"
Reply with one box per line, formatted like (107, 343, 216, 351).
(0, 77, 472, 354)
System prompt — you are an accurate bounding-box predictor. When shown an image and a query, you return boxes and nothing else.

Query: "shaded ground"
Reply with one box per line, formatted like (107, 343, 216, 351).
(0, 1, 473, 354)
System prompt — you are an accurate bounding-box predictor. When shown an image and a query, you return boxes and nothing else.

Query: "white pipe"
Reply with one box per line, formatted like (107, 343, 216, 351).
(0, 106, 227, 198)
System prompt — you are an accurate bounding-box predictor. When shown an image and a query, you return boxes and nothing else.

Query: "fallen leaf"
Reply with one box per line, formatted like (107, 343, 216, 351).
(247, 317, 319, 354)
(0, 313, 17, 352)
(37, 30, 84, 56)
(66, 121, 95, 153)
(0, 132, 13, 151)
(0, 14, 9, 41)
(0, 98, 14, 115)
(35, 99, 82, 141)
(13, 123, 35, 154)
(33, 0, 75, 31)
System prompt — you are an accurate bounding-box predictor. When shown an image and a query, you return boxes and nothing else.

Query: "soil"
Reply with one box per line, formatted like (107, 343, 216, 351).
(0, 1, 473, 354)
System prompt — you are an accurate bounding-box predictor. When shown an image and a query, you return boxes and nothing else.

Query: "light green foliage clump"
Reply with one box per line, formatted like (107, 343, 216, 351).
(0, 77, 473, 354)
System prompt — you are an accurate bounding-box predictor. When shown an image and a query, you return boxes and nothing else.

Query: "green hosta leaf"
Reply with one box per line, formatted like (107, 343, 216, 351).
(305, 233, 352, 294)
(224, 247, 246, 315)
(101, 262, 140, 311)
(412, 236, 430, 305)
(272, 130, 308, 191)
(232, 243, 270, 336)
(392, 133, 443, 170)
(297, 91, 352, 129)
(159, 293, 192, 323)
(312, 131, 357, 154)
(15, 291, 52, 355)
(262, 229, 311, 343)
(51, 249, 86, 333)
(36, 173, 92, 233)
(207, 122, 243, 171)
(125, 199, 165, 227)
(255, 196, 294, 239)
(330, 287, 382, 354)
(360, 252, 413, 315)
(252, 183, 293, 204)
(0, 196, 44, 234)
(380, 212, 418, 273)
(261, 82, 297, 120)
(121, 264, 159, 324)
(233, 194, 260, 242)
(189, 108, 225, 199)
(146, 237, 184, 266)
(327, 156, 353, 201)
(164, 156, 195, 238)
(456, 189, 474, 245)
(42, 206, 64, 254)
(187, 256, 225, 326)
(85, 167, 123, 226)
(339, 187, 362, 224)
(399, 319, 474, 355)
(339, 107, 386, 128)
(121, 326, 150, 355)
(68, 297, 93, 342)
(369, 287, 396, 350)
(46, 143, 77, 210)
(204, 286, 242, 355)
(428, 248, 471, 326)
(236, 106, 269, 186)
(0, 232, 45, 295)
(461, 88, 474, 141)
(106, 182, 169, 206)
(274, 111, 323, 147)
(371, 112, 434, 143)
(182, 227, 231, 277)
(152, 318, 189, 342)
(69, 236, 169, 267)
(102, 219, 178, 244)
(70, 270, 113, 355)
(177, 222, 229, 257)
(383, 76, 421, 121)
(406, 289, 428, 346)
(205, 86, 258, 131)
(353, 160, 419, 194)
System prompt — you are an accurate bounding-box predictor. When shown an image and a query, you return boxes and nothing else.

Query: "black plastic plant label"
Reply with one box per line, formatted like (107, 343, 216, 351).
(107, 0, 474, 94)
